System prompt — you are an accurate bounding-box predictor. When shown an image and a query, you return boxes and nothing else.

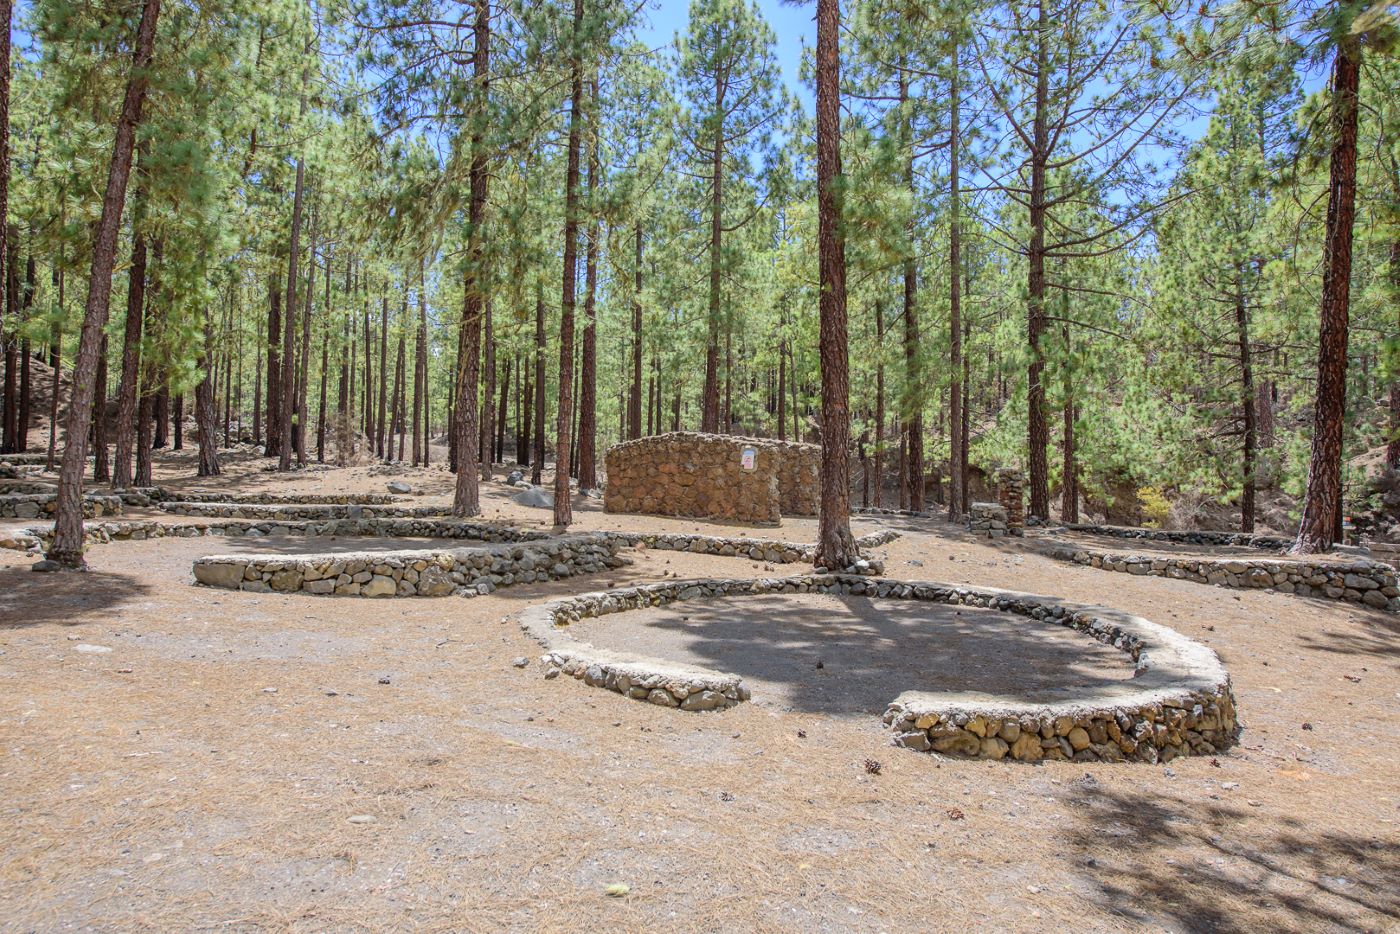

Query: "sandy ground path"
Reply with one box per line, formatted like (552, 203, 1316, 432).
(0, 457, 1397, 932)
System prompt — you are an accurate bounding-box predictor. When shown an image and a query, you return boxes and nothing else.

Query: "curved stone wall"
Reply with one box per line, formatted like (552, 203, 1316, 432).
(1045, 543, 1399, 611)
(519, 574, 1237, 762)
(0, 493, 123, 519)
(604, 432, 819, 524)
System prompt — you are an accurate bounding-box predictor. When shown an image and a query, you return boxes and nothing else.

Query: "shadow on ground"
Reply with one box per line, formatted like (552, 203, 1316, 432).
(1060, 782, 1400, 933)
(567, 592, 1136, 716)
(0, 566, 152, 629)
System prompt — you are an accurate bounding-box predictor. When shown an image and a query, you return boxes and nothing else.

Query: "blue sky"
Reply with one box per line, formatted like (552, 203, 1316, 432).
(635, 0, 817, 107)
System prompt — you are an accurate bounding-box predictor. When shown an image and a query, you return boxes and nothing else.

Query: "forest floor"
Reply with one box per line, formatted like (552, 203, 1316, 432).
(0, 448, 1398, 932)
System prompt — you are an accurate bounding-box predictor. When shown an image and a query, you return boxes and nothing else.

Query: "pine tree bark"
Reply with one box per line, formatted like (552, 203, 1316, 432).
(553, 0, 584, 527)
(814, 0, 855, 570)
(1025, 0, 1052, 522)
(701, 68, 723, 435)
(1386, 239, 1400, 470)
(196, 305, 221, 477)
(377, 295, 388, 457)
(947, 46, 963, 520)
(93, 335, 109, 482)
(278, 141, 306, 471)
(48, 0, 160, 567)
(628, 222, 643, 440)
(1293, 35, 1360, 554)
(112, 152, 149, 489)
(0, 0, 10, 453)
(265, 276, 281, 457)
(898, 68, 923, 514)
(452, 0, 489, 515)
(1234, 278, 1256, 532)
(16, 247, 32, 451)
(577, 109, 599, 491)
(296, 205, 317, 466)
(479, 297, 494, 479)
(531, 286, 545, 483)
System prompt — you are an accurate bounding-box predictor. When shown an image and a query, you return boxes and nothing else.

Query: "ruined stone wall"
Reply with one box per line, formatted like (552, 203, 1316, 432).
(604, 432, 819, 524)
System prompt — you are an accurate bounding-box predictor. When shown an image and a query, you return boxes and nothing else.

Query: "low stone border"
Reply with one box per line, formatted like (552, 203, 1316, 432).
(1059, 523, 1292, 549)
(193, 533, 629, 597)
(519, 574, 1238, 762)
(0, 493, 123, 519)
(186, 528, 903, 598)
(148, 490, 398, 505)
(0, 453, 88, 467)
(0, 481, 54, 495)
(157, 501, 449, 520)
(853, 506, 932, 518)
(1044, 542, 1399, 610)
(0, 517, 546, 553)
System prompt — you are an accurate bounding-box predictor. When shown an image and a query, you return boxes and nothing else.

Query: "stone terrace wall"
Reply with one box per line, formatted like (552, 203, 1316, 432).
(1060, 523, 1292, 550)
(1, 516, 545, 553)
(0, 493, 122, 519)
(1046, 543, 1399, 610)
(157, 502, 448, 520)
(194, 533, 628, 597)
(604, 432, 820, 524)
(149, 490, 397, 505)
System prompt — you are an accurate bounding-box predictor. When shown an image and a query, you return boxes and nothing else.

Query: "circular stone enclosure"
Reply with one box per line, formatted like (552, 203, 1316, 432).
(520, 575, 1239, 764)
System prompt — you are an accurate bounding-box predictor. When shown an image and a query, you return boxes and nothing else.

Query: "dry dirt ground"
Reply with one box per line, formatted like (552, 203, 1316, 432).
(1, 449, 1398, 932)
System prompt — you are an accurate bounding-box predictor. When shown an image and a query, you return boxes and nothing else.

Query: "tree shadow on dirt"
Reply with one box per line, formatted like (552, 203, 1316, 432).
(1291, 605, 1400, 667)
(1060, 782, 1400, 933)
(568, 593, 1137, 716)
(0, 565, 152, 629)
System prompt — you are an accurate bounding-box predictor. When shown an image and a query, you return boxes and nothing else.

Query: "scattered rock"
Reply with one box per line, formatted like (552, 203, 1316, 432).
(511, 657, 529, 668)
(30, 559, 61, 573)
(74, 644, 112, 654)
(387, 481, 412, 494)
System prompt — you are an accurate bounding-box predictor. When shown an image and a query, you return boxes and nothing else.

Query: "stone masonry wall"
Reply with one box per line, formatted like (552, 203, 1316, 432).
(605, 432, 819, 524)
(0, 494, 123, 519)
(194, 533, 628, 597)
(158, 502, 449, 520)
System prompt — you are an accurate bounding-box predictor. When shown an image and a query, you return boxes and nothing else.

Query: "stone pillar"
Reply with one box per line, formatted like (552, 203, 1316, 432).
(995, 468, 1025, 536)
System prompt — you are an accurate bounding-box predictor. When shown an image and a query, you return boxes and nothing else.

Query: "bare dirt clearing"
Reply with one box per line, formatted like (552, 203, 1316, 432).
(0, 457, 1397, 931)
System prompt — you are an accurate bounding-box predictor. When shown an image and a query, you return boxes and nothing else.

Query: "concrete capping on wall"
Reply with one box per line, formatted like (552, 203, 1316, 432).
(1059, 523, 1292, 549)
(603, 432, 819, 524)
(193, 533, 629, 597)
(157, 502, 451, 520)
(1044, 542, 1399, 611)
(0, 493, 123, 519)
(520, 574, 1238, 762)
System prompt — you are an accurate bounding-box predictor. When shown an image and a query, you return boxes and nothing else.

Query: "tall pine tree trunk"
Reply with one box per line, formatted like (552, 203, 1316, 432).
(1293, 35, 1360, 555)
(1025, 0, 1051, 521)
(112, 149, 149, 489)
(577, 106, 599, 491)
(947, 45, 963, 520)
(48, 0, 160, 567)
(629, 222, 643, 440)
(531, 285, 545, 483)
(196, 304, 221, 477)
(452, 0, 489, 515)
(553, 0, 583, 527)
(701, 70, 723, 435)
(278, 139, 306, 471)
(1234, 277, 1256, 532)
(814, 0, 855, 569)
(265, 276, 281, 457)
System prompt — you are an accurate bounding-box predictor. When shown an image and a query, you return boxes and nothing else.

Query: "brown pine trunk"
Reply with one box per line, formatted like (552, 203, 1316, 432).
(0, 0, 9, 452)
(1025, 0, 1051, 522)
(701, 69, 723, 435)
(496, 354, 509, 462)
(112, 156, 149, 488)
(898, 68, 924, 514)
(92, 335, 109, 482)
(874, 300, 885, 508)
(278, 144, 305, 471)
(532, 286, 545, 483)
(1294, 35, 1360, 554)
(813, 0, 855, 570)
(47, 0, 160, 567)
(629, 222, 643, 440)
(16, 248, 33, 451)
(1386, 239, 1400, 470)
(135, 242, 162, 488)
(1234, 277, 1256, 532)
(577, 113, 599, 490)
(452, 0, 489, 514)
(196, 305, 221, 477)
(480, 297, 494, 479)
(947, 46, 963, 520)
(1, 231, 14, 453)
(553, 0, 583, 527)
(377, 295, 388, 457)
(296, 206, 316, 466)
(265, 276, 281, 457)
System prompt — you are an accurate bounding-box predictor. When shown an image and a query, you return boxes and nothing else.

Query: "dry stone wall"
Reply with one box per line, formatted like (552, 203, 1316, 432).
(194, 533, 628, 597)
(0, 493, 122, 519)
(1046, 543, 1399, 611)
(157, 501, 448, 520)
(151, 490, 398, 506)
(1060, 523, 1292, 549)
(604, 432, 819, 524)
